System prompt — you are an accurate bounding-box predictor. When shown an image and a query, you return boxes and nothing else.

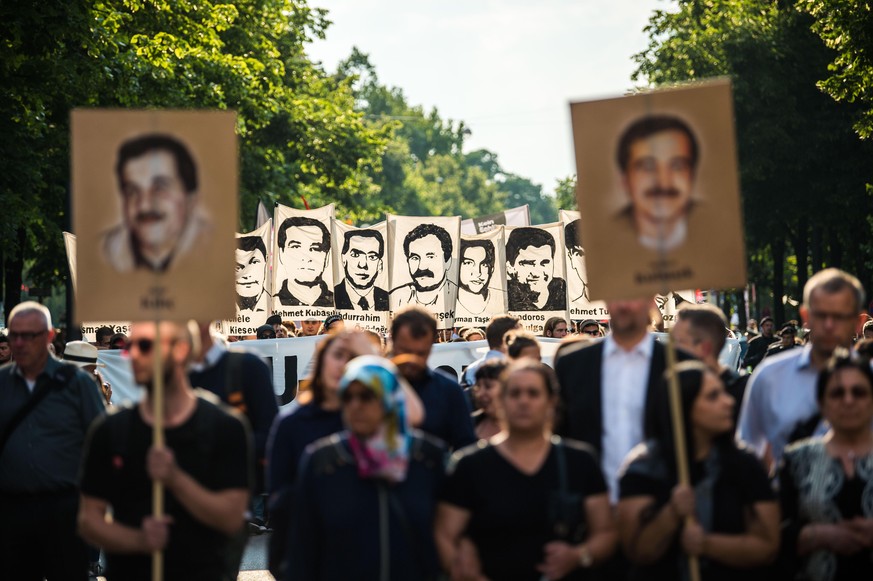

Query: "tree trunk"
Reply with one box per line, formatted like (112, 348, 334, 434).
(793, 217, 809, 300)
(772, 236, 786, 324)
(811, 227, 823, 273)
(737, 289, 747, 329)
(828, 230, 843, 269)
(3, 227, 25, 326)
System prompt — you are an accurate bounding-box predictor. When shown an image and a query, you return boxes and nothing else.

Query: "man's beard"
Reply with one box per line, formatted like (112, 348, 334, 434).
(144, 364, 174, 395)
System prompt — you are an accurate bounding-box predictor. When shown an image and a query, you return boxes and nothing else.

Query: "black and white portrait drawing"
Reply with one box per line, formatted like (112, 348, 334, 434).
(273, 206, 334, 312)
(334, 227, 389, 311)
(455, 228, 506, 321)
(506, 226, 567, 312)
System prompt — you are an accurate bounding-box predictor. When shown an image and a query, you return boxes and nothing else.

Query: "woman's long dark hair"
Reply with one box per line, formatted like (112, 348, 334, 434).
(650, 360, 739, 483)
(301, 332, 346, 406)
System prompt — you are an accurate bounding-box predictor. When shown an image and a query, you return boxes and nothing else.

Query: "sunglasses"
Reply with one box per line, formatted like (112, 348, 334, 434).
(827, 386, 871, 401)
(124, 338, 154, 354)
(341, 390, 378, 404)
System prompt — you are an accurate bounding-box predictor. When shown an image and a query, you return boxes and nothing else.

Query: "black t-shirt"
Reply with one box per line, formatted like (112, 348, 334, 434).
(441, 439, 606, 581)
(620, 443, 774, 581)
(80, 395, 252, 580)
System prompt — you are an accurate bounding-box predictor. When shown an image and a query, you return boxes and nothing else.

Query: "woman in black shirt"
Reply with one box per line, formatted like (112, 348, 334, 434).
(435, 359, 616, 580)
(617, 360, 779, 581)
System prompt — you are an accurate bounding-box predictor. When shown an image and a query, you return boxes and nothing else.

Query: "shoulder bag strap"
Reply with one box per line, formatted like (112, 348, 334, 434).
(0, 365, 76, 458)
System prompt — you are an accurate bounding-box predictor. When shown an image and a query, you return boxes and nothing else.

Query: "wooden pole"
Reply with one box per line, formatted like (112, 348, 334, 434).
(665, 332, 701, 581)
(152, 320, 164, 581)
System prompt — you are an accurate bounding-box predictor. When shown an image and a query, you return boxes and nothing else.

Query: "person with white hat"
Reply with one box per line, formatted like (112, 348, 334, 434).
(63, 340, 111, 405)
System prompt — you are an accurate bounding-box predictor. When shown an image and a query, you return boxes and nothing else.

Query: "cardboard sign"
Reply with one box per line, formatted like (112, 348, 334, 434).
(331, 220, 390, 334)
(221, 220, 274, 337)
(455, 226, 508, 327)
(72, 110, 238, 322)
(570, 79, 746, 300)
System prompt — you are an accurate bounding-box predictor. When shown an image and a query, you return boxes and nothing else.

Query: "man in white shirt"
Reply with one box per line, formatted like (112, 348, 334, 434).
(737, 268, 865, 467)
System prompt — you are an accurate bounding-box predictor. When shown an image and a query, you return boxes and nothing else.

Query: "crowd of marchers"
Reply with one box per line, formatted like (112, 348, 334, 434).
(2, 267, 873, 580)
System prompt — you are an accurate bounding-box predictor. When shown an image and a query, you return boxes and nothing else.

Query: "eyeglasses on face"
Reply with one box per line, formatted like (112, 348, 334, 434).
(8, 330, 47, 342)
(341, 390, 378, 404)
(826, 386, 872, 401)
(124, 338, 154, 354)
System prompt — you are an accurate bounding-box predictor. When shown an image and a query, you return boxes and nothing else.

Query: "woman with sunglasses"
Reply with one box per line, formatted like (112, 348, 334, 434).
(285, 356, 445, 580)
(436, 360, 616, 580)
(779, 350, 873, 580)
(617, 360, 779, 580)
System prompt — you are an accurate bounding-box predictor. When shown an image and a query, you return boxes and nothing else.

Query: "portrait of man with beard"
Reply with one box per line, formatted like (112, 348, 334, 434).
(102, 134, 213, 273)
(390, 223, 453, 309)
(615, 115, 699, 252)
(457, 238, 500, 316)
(506, 227, 566, 312)
(275, 216, 334, 307)
(334, 229, 388, 311)
(235, 235, 270, 317)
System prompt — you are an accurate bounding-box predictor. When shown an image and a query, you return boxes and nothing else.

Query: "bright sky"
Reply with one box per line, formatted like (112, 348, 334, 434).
(307, 0, 667, 197)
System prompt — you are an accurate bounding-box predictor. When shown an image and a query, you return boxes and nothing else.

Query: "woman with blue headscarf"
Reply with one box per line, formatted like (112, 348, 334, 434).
(283, 355, 446, 581)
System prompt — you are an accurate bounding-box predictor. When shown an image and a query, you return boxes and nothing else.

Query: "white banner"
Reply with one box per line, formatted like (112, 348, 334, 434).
(272, 203, 336, 321)
(455, 226, 507, 327)
(387, 214, 461, 329)
(222, 220, 273, 337)
(331, 220, 390, 334)
(460, 204, 530, 235)
(559, 210, 610, 321)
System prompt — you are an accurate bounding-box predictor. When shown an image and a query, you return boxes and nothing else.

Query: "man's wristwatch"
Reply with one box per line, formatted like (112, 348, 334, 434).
(578, 545, 593, 568)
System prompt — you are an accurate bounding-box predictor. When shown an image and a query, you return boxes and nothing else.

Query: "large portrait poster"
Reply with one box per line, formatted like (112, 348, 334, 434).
(72, 110, 238, 322)
(559, 210, 610, 321)
(455, 227, 508, 327)
(570, 78, 746, 301)
(387, 215, 461, 329)
(221, 220, 273, 337)
(272, 203, 336, 321)
(331, 219, 390, 334)
(505, 222, 570, 333)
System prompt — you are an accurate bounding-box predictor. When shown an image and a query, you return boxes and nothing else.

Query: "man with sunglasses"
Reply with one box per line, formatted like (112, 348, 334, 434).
(738, 268, 867, 468)
(0, 301, 105, 580)
(78, 321, 253, 579)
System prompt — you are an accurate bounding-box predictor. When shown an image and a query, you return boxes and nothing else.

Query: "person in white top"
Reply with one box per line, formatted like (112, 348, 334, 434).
(737, 268, 866, 469)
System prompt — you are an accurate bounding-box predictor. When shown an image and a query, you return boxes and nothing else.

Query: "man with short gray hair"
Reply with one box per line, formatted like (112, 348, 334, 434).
(738, 268, 866, 467)
(0, 301, 105, 580)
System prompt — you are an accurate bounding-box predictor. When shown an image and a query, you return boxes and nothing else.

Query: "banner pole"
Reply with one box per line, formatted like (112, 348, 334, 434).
(665, 332, 701, 581)
(152, 319, 164, 581)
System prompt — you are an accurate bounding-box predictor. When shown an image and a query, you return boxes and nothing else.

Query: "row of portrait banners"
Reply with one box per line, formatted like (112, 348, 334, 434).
(67, 79, 744, 337)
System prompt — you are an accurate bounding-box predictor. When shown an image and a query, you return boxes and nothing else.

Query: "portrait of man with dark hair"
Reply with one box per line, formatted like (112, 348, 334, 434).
(101, 133, 213, 272)
(506, 227, 566, 311)
(391, 223, 453, 308)
(564, 219, 590, 303)
(235, 235, 270, 317)
(334, 229, 388, 311)
(457, 238, 500, 316)
(275, 216, 334, 307)
(615, 114, 699, 252)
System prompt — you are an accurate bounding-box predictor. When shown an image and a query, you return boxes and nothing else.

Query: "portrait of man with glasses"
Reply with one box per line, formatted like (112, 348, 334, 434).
(334, 229, 388, 311)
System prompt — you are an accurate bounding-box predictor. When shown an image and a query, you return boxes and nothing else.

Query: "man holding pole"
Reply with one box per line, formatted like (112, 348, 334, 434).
(78, 321, 253, 579)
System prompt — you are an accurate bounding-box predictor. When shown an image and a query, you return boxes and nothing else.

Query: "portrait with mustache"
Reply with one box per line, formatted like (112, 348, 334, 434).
(616, 115, 699, 252)
(102, 134, 213, 273)
(390, 223, 453, 309)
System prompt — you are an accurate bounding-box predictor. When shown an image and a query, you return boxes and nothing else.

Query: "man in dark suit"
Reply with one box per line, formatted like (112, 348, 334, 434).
(555, 298, 688, 503)
(334, 229, 388, 311)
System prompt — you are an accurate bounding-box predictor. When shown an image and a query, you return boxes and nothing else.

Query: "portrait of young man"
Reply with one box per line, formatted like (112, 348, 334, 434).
(564, 219, 590, 303)
(275, 216, 334, 307)
(457, 238, 501, 316)
(101, 134, 213, 273)
(506, 227, 567, 312)
(390, 223, 453, 309)
(334, 229, 388, 311)
(235, 235, 270, 317)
